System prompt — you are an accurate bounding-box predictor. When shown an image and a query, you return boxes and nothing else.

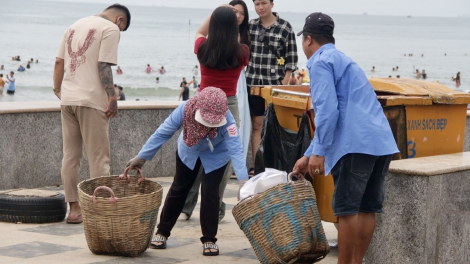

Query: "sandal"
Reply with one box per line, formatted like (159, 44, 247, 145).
(66, 214, 83, 224)
(203, 242, 219, 256)
(230, 172, 237, 179)
(150, 234, 167, 249)
(248, 168, 255, 178)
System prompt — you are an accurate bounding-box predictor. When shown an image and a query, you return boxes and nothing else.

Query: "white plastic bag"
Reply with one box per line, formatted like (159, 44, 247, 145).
(239, 168, 288, 201)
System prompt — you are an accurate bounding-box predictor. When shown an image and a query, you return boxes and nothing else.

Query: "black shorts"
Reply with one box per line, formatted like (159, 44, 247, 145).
(248, 93, 266, 117)
(247, 83, 276, 117)
(331, 153, 393, 216)
(6, 90, 14, 95)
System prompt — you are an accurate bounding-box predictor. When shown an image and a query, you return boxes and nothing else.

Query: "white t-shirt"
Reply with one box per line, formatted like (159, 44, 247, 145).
(57, 16, 120, 111)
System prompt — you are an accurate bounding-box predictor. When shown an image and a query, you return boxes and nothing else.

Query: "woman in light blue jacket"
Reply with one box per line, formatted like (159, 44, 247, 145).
(126, 87, 248, 256)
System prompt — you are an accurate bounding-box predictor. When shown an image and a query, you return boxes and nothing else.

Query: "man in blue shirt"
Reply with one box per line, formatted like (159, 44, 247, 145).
(293, 13, 398, 264)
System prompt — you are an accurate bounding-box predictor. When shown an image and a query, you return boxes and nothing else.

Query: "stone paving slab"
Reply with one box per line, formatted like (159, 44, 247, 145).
(0, 177, 338, 264)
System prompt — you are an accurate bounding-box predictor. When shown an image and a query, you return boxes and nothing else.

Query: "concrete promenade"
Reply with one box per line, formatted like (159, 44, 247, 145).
(0, 177, 338, 264)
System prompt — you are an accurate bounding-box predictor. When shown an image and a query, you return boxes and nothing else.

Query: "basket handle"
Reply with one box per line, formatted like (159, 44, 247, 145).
(92, 186, 118, 204)
(288, 172, 309, 187)
(117, 167, 145, 185)
(288, 172, 304, 181)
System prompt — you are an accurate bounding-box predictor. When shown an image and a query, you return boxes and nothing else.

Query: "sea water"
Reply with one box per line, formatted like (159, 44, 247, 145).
(1, 0, 469, 102)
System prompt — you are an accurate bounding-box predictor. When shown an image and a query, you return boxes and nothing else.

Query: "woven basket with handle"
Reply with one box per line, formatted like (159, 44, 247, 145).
(232, 173, 329, 264)
(78, 167, 162, 257)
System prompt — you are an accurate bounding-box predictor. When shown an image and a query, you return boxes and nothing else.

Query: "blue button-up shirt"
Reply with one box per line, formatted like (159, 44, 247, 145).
(138, 102, 248, 181)
(304, 44, 398, 175)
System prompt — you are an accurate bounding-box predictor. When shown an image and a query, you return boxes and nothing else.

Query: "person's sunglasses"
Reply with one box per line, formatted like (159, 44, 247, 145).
(258, 28, 266, 42)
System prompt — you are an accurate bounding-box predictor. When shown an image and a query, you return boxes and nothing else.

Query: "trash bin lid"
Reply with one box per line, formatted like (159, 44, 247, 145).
(370, 78, 470, 105)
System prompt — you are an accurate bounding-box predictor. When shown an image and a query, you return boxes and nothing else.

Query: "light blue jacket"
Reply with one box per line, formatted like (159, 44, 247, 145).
(138, 101, 248, 181)
(304, 44, 399, 175)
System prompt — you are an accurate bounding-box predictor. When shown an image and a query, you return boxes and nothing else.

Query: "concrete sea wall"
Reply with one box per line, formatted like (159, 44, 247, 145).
(0, 101, 182, 190)
(464, 113, 470, 151)
(1, 103, 468, 190)
(365, 153, 470, 264)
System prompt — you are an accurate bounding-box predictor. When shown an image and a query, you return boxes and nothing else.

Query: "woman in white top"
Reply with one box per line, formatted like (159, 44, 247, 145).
(230, 0, 251, 162)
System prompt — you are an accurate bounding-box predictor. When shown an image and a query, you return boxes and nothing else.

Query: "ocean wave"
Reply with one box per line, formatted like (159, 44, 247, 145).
(0, 85, 197, 102)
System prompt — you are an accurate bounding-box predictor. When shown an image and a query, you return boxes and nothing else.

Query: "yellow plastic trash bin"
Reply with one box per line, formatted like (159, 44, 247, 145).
(371, 78, 470, 159)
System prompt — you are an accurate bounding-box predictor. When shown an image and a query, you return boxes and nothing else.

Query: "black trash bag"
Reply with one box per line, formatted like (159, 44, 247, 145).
(254, 103, 312, 175)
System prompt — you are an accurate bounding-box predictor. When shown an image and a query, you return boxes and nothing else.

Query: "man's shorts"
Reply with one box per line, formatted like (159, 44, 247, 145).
(6, 90, 14, 95)
(331, 153, 393, 216)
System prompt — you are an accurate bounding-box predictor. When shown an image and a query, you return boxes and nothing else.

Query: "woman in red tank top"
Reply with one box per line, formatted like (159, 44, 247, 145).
(194, 5, 250, 120)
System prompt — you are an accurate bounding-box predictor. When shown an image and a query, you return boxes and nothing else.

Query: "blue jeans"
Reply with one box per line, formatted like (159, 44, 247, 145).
(331, 153, 392, 216)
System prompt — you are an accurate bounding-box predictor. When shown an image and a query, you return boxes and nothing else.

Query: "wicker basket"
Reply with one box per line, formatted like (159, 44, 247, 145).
(78, 167, 163, 257)
(232, 173, 329, 264)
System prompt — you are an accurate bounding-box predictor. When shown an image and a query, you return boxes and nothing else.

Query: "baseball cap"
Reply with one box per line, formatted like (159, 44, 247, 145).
(194, 87, 228, 128)
(297, 12, 335, 37)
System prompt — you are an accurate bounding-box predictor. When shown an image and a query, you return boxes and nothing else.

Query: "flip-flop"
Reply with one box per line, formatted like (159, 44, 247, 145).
(66, 214, 83, 224)
(150, 234, 167, 249)
(203, 242, 219, 256)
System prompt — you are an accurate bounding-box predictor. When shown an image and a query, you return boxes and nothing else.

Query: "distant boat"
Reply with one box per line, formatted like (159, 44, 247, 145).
(407, 15, 411, 18)
(363, 12, 368, 15)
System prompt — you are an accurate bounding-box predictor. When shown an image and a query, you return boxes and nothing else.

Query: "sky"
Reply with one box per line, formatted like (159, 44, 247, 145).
(47, 0, 470, 17)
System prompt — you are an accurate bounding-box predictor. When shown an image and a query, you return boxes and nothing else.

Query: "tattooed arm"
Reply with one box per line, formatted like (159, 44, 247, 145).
(98, 61, 118, 118)
(53, 58, 65, 99)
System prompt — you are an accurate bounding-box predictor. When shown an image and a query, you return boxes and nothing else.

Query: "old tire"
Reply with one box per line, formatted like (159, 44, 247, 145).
(0, 190, 67, 223)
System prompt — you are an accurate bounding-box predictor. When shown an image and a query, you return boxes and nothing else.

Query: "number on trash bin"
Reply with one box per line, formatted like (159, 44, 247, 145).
(407, 141, 416, 158)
